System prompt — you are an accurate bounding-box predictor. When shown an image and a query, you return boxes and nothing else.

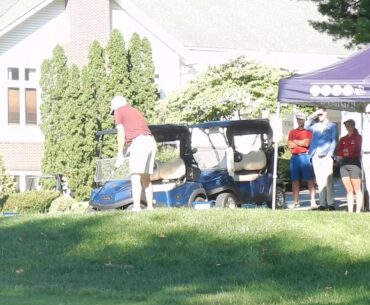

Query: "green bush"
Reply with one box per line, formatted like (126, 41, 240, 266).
(278, 158, 291, 188)
(277, 146, 292, 189)
(1, 191, 60, 213)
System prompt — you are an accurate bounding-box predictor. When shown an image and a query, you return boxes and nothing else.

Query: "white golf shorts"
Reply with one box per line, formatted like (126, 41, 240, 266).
(129, 134, 157, 174)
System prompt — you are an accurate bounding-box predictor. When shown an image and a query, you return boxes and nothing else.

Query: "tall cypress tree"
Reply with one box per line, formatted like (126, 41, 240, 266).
(127, 33, 142, 109)
(140, 37, 158, 120)
(106, 29, 130, 98)
(39, 46, 69, 185)
(61, 64, 83, 197)
(128, 34, 157, 120)
(39, 32, 158, 199)
(73, 41, 108, 200)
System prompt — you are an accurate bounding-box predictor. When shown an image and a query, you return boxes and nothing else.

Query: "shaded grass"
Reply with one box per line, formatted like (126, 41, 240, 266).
(0, 209, 370, 304)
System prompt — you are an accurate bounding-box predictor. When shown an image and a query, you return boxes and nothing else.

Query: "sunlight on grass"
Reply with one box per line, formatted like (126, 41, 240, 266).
(1, 209, 370, 304)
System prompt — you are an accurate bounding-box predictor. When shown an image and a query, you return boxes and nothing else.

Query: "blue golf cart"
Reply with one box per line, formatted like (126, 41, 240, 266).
(190, 119, 285, 209)
(89, 124, 207, 210)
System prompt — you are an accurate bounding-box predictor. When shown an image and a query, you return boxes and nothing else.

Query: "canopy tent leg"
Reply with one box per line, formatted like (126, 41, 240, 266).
(272, 102, 281, 210)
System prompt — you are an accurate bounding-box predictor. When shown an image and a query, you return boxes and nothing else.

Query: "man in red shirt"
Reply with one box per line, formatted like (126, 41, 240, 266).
(110, 96, 157, 212)
(287, 113, 316, 208)
(336, 118, 362, 212)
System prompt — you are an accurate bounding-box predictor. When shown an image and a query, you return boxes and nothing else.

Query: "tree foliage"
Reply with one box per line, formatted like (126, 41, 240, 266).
(106, 29, 130, 98)
(0, 155, 15, 198)
(39, 46, 69, 181)
(128, 33, 157, 121)
(154, 56, 291, 124)
(40, 31, 157, 200)
(308, 0, 370, 47)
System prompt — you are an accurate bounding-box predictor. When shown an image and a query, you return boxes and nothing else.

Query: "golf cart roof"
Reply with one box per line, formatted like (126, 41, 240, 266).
(190, 119, 273, 138)
(96, 124, 190, 142)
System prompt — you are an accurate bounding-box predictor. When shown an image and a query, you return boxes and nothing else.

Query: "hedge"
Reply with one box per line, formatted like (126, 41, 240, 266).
(1, 191, 60, 213)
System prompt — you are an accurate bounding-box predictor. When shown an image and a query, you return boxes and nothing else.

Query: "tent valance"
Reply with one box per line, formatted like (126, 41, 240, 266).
(278, 45, 370, 112)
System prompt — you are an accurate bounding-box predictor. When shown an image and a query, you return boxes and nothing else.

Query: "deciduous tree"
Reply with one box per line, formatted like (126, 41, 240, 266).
(154, 57, 290, 124)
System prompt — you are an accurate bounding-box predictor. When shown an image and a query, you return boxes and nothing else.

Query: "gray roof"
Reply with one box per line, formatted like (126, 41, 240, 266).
(0, 0, 46, 32)
(129, 0, 351, 55)
(0, 0, 352, 55)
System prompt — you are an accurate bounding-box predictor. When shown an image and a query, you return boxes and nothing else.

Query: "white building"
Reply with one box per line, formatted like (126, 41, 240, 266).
(0, 0, 351, 191)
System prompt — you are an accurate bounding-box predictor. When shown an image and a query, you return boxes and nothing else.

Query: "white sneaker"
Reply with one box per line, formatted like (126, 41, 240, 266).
(310, 202, 319, 209)
(131, 207, 142, 212)
(146, 206, 154, 211)
(286, 203, 300, 209)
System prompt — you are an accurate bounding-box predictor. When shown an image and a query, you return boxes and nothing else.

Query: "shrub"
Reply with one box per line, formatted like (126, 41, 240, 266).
(49, 196, 77, 214)
(277, 146, 291, 190)
(0, 155, 16, 199)
(1, 191, 60, 213)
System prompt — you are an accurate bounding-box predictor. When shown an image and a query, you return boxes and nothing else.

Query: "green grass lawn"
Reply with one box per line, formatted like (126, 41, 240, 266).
(1, 209, 370, 305)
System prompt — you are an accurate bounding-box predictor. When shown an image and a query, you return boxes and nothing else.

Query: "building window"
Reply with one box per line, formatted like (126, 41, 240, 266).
(25, 176, 39, 191)
(8, 87, 20, 124)
(8, 67, 19, 80)
(13, 176, 20, 192)
(25, 88, 37, 125)
(25, 68, 36, 81)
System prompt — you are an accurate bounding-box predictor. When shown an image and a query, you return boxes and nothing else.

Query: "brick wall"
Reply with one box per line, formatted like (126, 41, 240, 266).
(0, 143, 44, 171)
(65, 0, 111, 67)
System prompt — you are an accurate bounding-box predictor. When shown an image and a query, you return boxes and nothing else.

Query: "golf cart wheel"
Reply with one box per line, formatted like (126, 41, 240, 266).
(267, 186, 285, 209)
(215, 193, 238, 209)
(193, 196, 206, 202)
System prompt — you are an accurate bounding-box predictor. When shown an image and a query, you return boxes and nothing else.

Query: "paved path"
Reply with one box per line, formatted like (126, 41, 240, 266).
(284, 177, 347, 211)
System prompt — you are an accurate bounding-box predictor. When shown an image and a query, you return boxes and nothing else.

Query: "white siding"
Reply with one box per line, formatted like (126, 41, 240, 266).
(0, 0, 68, 143)
(111, 5, 181, 99)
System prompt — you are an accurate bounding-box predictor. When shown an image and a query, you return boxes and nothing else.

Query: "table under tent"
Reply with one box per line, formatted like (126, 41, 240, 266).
(272, 44, 370, 210)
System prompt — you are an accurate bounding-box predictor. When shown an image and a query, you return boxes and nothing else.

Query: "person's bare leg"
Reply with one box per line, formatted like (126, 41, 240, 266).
(307, 180, 317, 207)
(342, 176, 354, 213)
(131, 173, 142, 210)
(351, 178, 363, 213)
(292, 180, 300, 206)
(141, 173, 154, 210)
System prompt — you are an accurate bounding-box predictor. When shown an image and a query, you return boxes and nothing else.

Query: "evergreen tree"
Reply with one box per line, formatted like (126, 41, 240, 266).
(140, 37, 158, 120)
(39, 32, 158, 199)
(72, 41, 109, 200)
(127, 33, 142, 109)
(128, 33, 157, 120)
(308, 0, 370, 47)
(60, 64, 83, 196)
(106, 29, 130, 98)
(39, 46, 69, 184)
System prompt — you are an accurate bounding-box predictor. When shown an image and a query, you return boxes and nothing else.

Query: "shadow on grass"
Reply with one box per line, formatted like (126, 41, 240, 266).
(0, 212, 370, 305)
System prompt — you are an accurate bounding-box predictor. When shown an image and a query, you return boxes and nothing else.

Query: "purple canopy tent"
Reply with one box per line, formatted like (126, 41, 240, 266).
(278, 44, 370, 112)
(270, 45, 370, 209)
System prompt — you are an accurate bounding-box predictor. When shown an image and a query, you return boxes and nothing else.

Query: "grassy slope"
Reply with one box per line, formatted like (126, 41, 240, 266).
(0, 209, 370, 305)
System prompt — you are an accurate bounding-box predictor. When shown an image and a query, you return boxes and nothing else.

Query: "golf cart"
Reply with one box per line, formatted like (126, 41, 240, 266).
(89, 124, 207, 210)
(190, 119, 285, 209)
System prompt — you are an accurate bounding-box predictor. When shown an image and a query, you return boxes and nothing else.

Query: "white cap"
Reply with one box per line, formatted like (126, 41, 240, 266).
(110, 96, 127, 114)
(295, 112, 306, 120)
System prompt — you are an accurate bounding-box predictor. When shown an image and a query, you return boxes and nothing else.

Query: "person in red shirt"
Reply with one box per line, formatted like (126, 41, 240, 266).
(336, 118, 363, 213)
(287, 113, 316, 208)
(110, 96, 157, 212)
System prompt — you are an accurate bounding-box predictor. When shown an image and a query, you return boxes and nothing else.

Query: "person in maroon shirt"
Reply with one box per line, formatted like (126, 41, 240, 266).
(336, 118, 363, 213)
(110, 96, 157, 212)
(287, 113, 316, 208)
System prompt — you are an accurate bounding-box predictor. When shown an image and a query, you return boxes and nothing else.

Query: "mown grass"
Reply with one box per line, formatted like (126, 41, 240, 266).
(0, 209, 370, 305)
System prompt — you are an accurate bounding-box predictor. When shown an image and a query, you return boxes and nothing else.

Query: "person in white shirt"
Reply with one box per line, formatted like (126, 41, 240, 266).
(305, 108, 338, 210)
(362, 104, 370, 207)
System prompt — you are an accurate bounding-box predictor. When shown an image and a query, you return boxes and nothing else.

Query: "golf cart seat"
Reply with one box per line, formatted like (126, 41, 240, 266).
(151, 158, 186, 191)
(227, 149, 267, 182)
(191, 127, 229, 169)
